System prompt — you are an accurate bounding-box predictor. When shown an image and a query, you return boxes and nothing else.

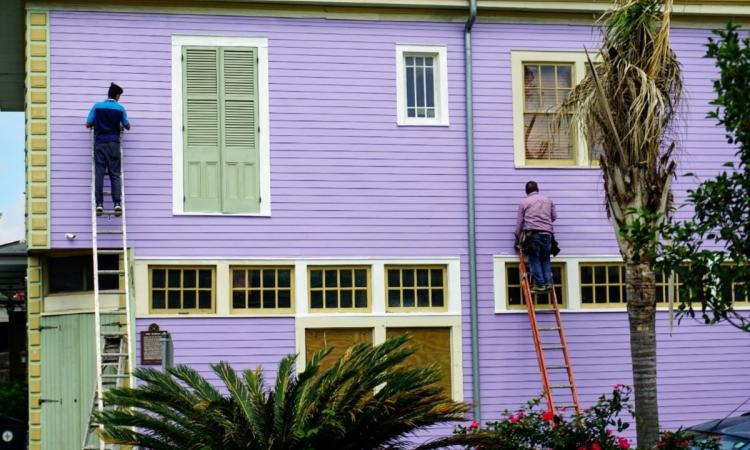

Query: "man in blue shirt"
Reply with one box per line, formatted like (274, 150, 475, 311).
(86, 83, 131, 216)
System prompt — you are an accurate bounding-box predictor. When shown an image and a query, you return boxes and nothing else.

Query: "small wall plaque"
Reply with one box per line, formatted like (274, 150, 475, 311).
(140, 323, 162, 365)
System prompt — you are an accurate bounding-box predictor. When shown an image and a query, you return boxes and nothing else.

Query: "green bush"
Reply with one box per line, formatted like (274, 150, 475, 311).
(0, 382, 28, 421)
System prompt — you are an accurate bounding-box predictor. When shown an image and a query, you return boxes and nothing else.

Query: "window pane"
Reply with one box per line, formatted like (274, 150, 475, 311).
(402, 270, 414, 287)
(403, 289, 415, 307)
(278, 269, 291, 288)
(168, 270, 181, 288)
(581, 286, 593, 303)
(310, 270, 322, 289)
(263, 269, 276, 288)
(168, 291, 181, 309)
(431, 269, 443, 287)
(355, 290, 367, 308)
(325, 270, 338, 288)
(557, 65, 572, 87)
(387, 269, 400, 287)
(608, 286, 621, 303)
(340, 290, 353, 308)
(183, 290, 196, 309)
(250, 270, 261, 288)
(183, 270, 196, 288)
(231, 270, 244, 288)
(425, 66, 434, 108)
(388, 290, 401, 308)
(594, 266, 606, 284)
(581, 266, 593, 284)
(325, 290, 338, 308)
(432, 289, 444, 307)
(199, 290, 211, 309)
(199, 270, 212, 288)
(406, 66, 415, 109)
(340, 269, 353, 287)
(595, 286, 607, 303)
(249, 290, 261, 308)
(152, 290, 165, 309)
(608, 266, 621, 283)
(416, 269, 429, 286)
(263, 290, 276, 309)
(417, 289, 430, 307)
(311, 290, 323, 309)
(355, 270, 367, 287)
(507, 266, 520, 285)
(416, 65, 425, 108)
(278, 290, 291, 308)
(233, 290, 245, 309)
(152, 269, 166, 288)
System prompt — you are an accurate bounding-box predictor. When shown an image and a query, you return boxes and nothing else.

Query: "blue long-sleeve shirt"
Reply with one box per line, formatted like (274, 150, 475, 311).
(86, 99, 129, 144)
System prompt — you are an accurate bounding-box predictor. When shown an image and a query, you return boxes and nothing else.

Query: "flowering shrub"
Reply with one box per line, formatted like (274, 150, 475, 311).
(454, 385, 634, 450)
(451, 385, 727, 450)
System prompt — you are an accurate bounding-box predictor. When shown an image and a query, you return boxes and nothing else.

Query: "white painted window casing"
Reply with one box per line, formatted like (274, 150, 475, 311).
(396, 44, 450, 126)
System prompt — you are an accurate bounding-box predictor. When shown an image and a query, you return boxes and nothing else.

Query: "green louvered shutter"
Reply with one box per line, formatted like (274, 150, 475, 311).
(220, 48, 260, 213)
(183, 47, 221, 212)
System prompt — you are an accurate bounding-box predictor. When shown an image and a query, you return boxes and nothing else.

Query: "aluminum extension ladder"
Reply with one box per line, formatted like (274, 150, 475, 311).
(519, 250, 581, 415)
(83, 132, 133, 450)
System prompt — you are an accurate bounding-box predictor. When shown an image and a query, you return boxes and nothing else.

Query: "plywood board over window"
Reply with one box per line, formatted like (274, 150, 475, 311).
(386, 327, 452, 396)
(305, 328, 373, 372)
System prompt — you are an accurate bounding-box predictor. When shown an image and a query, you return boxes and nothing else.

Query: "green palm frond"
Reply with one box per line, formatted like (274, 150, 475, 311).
(95, 333, 470, 450)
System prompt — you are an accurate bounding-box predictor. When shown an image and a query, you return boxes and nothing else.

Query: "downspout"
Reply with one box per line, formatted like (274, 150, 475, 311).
(464, 0, 481, 421)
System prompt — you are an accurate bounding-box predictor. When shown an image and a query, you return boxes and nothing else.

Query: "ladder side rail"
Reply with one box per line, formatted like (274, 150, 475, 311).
(89, 131, 107, 450)
(549, 288, 581, 414)
(519, 252, 555, 413)
(119, 132, 134, 388)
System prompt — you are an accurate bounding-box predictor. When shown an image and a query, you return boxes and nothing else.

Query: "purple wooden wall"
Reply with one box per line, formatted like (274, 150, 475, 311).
(46, 9, 750, 436)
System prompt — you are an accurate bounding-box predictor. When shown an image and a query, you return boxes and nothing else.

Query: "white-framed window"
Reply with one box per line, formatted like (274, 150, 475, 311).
(171, 35, 271, 216)
(511, 51, 599, 168)
(395, 44, 449, 126)
(132, 257, 463, 400)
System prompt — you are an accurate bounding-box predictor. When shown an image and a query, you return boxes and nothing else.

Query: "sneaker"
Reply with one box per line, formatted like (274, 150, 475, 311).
(95, 205, 104, 216)
(543, 285, 553, 292)
(114, 204, 122, 217)
(530, 285, 546, 294)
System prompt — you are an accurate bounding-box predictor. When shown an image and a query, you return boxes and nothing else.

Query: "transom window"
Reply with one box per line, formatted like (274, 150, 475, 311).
(396, 45, 449, 126)
(308, 266, 370, 312)
(505, 263, 566, 309)
(150, 266, 215, 313)
(385, 265, 447, 311)
(230, 266, 293, 313)
(580, 263, 626, 307)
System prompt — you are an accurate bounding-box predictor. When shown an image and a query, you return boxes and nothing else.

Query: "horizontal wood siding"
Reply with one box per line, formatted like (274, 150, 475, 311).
(135, 318, 296, 382)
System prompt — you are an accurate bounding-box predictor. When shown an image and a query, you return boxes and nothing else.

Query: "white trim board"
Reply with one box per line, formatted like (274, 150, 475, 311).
(171, 35, 271, 216)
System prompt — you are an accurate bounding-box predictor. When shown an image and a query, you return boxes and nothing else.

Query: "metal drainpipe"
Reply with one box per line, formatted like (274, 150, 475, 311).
(464, 0, 481, 421)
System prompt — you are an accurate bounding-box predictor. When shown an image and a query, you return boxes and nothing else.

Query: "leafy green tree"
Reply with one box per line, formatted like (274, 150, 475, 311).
(655, 23, 750, 332)
(95, 334, 469, 450)
(558, 0, 683, 446)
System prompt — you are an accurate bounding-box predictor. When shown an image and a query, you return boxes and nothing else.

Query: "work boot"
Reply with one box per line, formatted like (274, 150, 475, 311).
(530, 285, 546, 294)
(114, 204, 122, 217)
(96, 204, 104, 216)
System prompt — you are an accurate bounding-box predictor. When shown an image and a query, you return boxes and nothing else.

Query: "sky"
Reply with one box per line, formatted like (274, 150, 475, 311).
(0, 112, 25, 245)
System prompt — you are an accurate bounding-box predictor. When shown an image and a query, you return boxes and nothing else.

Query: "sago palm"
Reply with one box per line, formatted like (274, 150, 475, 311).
(95, 334, 469, 449)
(558, 0, 683, 446)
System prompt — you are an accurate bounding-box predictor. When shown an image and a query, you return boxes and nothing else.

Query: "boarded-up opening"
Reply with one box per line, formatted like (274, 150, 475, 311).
(386, 327, 452, 396)
(305, 328, 373, 372)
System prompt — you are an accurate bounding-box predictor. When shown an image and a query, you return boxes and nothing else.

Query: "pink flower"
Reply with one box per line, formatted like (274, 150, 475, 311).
(614, 384, 625, 390)
(606, 429, 613, 436)
(542, 410, 555, 422)
(509, 414, 520, 423)
(617, 437, 630, 449)
(591, 443, 602, 450)
(468, 421, 479, 430)
(577, 447, 587, 450)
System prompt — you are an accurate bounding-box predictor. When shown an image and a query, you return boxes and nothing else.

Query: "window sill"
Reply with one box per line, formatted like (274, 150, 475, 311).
(495, 305, 750, 314)
(172, 211, 271, 217)
(514, 163, 600, 170)
(397, 120, 450, 127)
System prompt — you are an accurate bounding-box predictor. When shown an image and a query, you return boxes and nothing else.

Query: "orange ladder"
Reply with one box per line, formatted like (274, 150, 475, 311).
(519, 251, 581, 415)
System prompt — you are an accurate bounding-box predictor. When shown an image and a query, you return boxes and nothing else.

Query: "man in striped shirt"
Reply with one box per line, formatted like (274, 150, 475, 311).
(86, 83, 131, 217)
(515, 181, 557, 293)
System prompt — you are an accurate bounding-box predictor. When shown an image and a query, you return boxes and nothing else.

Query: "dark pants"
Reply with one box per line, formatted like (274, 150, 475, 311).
(527, 231, 553, 287)
(94, 141, 122, 205)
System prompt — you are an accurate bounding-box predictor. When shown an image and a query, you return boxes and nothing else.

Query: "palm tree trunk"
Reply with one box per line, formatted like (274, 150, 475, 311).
(625, 260, 659, 448)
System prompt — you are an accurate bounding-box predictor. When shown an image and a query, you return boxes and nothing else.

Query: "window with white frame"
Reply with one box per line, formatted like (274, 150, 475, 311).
(511, 51, 598, 168)
(396, 45, 449, 126)
(172, 36, 271, 215)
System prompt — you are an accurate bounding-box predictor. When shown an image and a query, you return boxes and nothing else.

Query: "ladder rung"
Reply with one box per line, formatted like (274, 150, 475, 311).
(550, 384, 573, 389)
(102, 353, 128, 357)
(100, 309, 127, 315)
(101, 331, 127, 336)
(542, 345, 564, 350)
(98, 269, 124, 275)
(539, 326, 561, 331)
(97, 229, 123, 234)
(99, 290, 125, 295)
(101, 374, 130, 378)
(558, 403, 577, 408)
(97, 249, 124, 254)
(547, 364, 569, 369)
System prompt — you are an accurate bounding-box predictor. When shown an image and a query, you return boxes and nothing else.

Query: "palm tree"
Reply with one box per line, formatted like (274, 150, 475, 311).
(95, 334, 469, 450)
(558, 0, 683, 446)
